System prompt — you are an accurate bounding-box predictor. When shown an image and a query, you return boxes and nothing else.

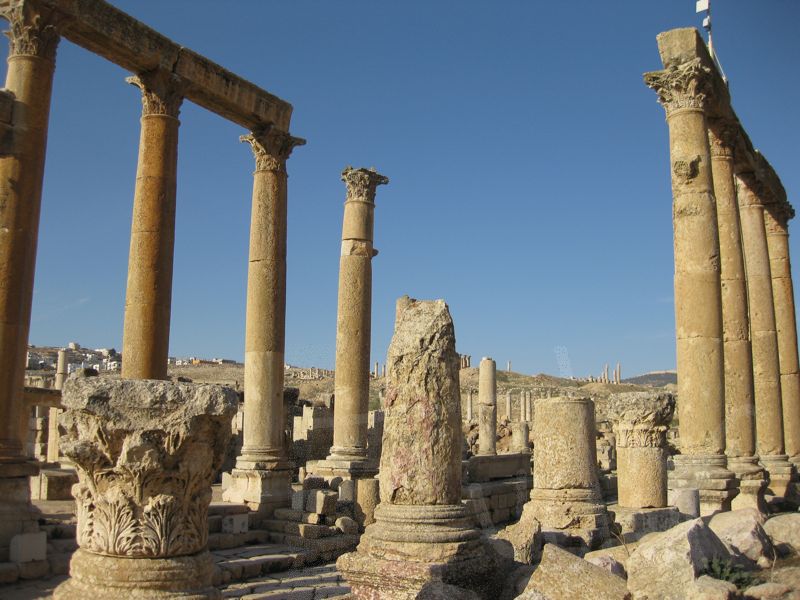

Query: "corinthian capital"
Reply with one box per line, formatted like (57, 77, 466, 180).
(2, 3, 60, 61)
(240, 126, 306, 173)
(707, 118, 738, 160)
(126, 70, 186, 118)
(644, 58, 714, 114)
(341, 167, 389, 203)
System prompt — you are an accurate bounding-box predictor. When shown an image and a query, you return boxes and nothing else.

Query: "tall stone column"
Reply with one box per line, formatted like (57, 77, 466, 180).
(45, 348, 67, 464)
(505, 389, 512, 421)
(707, 121, 766, 509)
(465, 389, 474, 421)
(121, 70, 185, 380)
(645, 59, 736, 514)
(738, 173, 795, 497)
(223, 127, 304, 513)
(478, 357, 497, 456)
(764, 206, 800, 467)
(338, 297, 499, 598)
(312, 167, 387, 480)
(0, 3, 59, 558)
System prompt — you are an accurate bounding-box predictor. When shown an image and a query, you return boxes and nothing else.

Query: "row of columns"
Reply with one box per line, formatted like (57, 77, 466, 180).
(646, 38, 798, 513)
(464, 387, 532, 423)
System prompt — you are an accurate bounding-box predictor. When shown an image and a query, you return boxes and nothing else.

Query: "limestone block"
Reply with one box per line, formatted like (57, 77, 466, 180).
(0, 561, 19, 583)
(222, 513, 249, 535)
(496, 504, 542, 564)
(335, 517, 359, 536)
(708, 508, 774, 568)
(10, 532, 46, 563)
(305, 490, 337, 515)
(339, 479, 355, 502)
(669, 487, 701, 518)
(763, 513, 800, 556)
(585, 554, 627, 579)
(626, 518, 731, 600)
(17, 559, 49, 579)
(742, 582, 797, 599)
(523, 544, 631, 600)
(686, 575, 738, 599)
(292, 490, 307, 511)
(355, 477, 380, 529)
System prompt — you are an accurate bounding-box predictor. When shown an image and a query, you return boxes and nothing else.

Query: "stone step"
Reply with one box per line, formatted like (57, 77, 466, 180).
(219, 564, 350, 599)
(211, 543, 316, 587)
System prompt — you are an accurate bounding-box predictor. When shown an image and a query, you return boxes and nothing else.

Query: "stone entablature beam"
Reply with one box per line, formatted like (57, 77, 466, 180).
(0, 0, 293, 131)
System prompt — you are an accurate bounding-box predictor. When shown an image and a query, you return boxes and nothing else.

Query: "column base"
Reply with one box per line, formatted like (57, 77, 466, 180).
(759, 454, 798, 505)
(0, 461, 41, 562)
(222, 468, 291, 517)
(728, 456, 767, 512)
(54, 549, 218, 599)
(669, 454, 738, 516)
(526, 487, 611, 555)
(306, 455, 379, 480)
(337, 503, 501, 599)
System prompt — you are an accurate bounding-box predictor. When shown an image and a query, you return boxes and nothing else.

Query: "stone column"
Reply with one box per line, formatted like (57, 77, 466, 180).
(608, 392, 675, 509)
(738, 172, 795, 497)
(526, 391, 532, 422)
(478, 357, 497, 455)
(223, 127, 303, 513)
(338, 297, 498, 598)
(121, 70, 185, 380)
(708, 120, 766, 509)
(645, 59, 736, 514)
(0, 3, 59, 558)
(465, 389, 474, 421)
(505, 389, 513, 421)
(527, 397, 610, 553)
(314, 168, 387, 479)
(764, 206, 800, 468)
(520, 390, 527, 421)
(45, 349, 67, 464)
(54, 378, 237, 599)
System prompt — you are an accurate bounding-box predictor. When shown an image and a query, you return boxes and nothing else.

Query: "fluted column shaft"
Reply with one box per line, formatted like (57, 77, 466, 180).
(0, 5, 59, 463)
(121, 71, 184, 380)
(237, 128, 303, 468)
(764, 208, 800, 465)
(329, 168, 388, 462)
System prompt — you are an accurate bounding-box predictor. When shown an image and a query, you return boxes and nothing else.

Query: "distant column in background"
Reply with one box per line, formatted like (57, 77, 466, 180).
(478, 357, 497, 456)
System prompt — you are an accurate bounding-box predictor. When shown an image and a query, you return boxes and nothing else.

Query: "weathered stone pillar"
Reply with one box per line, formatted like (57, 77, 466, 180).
(737, 172, 795, 497)
(54, 378, 237, 599)
(466, 389, 474, 421)
(338, 297, 499, 599)
(121, 70, 185, 380)
(527, 396, 610, 553)
(478, 357, 497, 456)
(764, 205, 800, 468)
(312, 168, 387, 481)
(645, 56, 736, 514)
(520, 390, 527, 422)
(708, 120, 766, 509)
(45, 348, 67, 464)
(608, 392, 675, 509)
(223, 127, 303, 513)
(505, 389, 513, 421)
(0, 3, 59, 558)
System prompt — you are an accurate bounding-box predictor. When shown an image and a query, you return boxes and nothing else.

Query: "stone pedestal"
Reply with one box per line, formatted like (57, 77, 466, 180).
(314, 168, 387, 482)
(608, 392, 675, 509)
(54, 378, 237, 599)
(224, 127, 303, 515)
(121, 70, 184, 380)
(527, 397, 610, 554)
(338, 297, 500, 599)
(645, 50, 736, 514)
(477, 357, 497, 456)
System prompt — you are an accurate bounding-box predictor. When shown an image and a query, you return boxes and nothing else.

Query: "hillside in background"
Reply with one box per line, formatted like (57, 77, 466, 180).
(622, 370, 677, 388)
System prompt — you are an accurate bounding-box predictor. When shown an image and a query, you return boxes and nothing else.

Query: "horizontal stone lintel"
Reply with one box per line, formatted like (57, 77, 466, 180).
(0, 0, 293, 132)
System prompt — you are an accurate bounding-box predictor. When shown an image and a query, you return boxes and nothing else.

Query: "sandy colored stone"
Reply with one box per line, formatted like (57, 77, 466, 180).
(54, 377, 237, 599)
(626, 518, 730, 600)
(496, 503, 542, 564)
(477, 358, 497, 456)
(523, 544, 631, 600)
(707, 508, 774, 569)
(743, 582, 799, 600)
(763, 513, 800, 556)
(607, 392, 674, 509)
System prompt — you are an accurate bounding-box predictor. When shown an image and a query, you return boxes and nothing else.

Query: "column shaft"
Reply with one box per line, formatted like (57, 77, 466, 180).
(329, 168, 388, 463)
(0, 6, 58, 463)
(121, 71, 183, 380)
(477, 357, 496, 455)
(765, 209, 800, 465)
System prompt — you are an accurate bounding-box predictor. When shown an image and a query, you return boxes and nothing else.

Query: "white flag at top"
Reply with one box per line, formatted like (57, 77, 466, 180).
(696, 0, 709, 13)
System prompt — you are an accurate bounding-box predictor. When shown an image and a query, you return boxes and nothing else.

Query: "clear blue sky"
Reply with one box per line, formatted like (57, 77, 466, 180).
(16, 1, 799, 378)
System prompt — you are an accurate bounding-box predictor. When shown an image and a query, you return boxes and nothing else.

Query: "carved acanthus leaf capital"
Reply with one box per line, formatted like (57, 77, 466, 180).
(3, 4, 60, 61)
(644, 58, 714, 114)
(341, 166, 389, 203)
(707, 118, 739, 160)
(127, 70, 186, 118)
(240, 126, 305, 173)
